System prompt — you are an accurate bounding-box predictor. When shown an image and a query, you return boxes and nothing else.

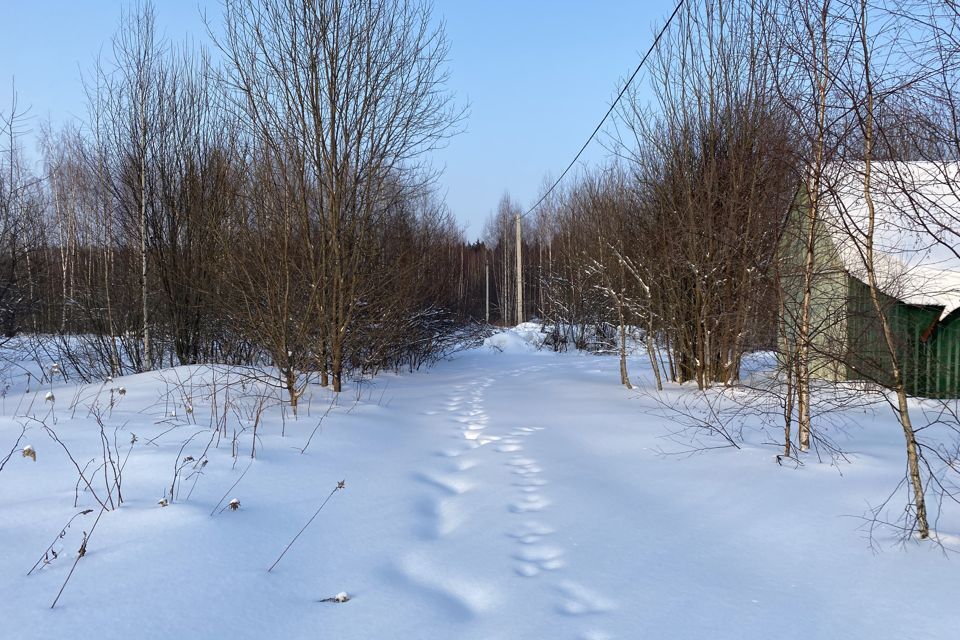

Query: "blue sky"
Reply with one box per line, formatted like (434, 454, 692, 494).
(0, 1, 673, 238)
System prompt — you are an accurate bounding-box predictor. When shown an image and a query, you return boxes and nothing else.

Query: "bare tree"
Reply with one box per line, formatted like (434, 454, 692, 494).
(217, 0, 463, 392)
(0, 82, 45, 339)
(108, 1, 166, 371)
(615, 0, 795, 388)
(857, 0, 928, 537)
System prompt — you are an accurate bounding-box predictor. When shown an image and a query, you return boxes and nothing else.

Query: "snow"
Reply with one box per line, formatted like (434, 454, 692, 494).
(1, 330, 959, 639)
(821, 161, 960, 318)
(482, 322, 547, 351)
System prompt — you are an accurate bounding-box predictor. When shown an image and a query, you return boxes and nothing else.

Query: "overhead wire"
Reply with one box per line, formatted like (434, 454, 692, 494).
(521, 0, 687, 219)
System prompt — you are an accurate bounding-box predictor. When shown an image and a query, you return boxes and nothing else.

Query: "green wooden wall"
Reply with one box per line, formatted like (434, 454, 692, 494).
(777, 187, 850, 381)
(778, 184, 960, 398)
(844, 276, 960, 398)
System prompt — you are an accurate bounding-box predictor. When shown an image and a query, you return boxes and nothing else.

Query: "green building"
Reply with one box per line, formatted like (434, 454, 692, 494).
(779, 162, 960, 398)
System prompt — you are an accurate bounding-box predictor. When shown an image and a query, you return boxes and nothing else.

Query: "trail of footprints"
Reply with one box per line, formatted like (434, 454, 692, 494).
(418, 377, 496, 541)
(500, 428, 558, 576)
(409, 371, 613, 634)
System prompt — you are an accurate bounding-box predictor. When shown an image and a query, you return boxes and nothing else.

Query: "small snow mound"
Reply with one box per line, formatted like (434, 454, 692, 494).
(483, 324, 546, 352)
(483, 332, 535, 352)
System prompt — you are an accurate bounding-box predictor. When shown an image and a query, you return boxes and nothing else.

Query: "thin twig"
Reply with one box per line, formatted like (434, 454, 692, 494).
(27, 509, 94, 575)
(267, 480, 345, 572)
(0, 424, 27, 472)
(210, 459, 253, 516)
(299, 396, 336, 454)
(42, 424, 109, 511)
(49, 442, 134, 609)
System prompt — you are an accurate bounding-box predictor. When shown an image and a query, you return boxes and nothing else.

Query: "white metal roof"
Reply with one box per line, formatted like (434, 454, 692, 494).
(818, 161, 960, 320)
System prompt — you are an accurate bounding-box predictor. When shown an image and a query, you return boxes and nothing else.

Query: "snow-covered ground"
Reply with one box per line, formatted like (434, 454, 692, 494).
(1, 328, 958, 639)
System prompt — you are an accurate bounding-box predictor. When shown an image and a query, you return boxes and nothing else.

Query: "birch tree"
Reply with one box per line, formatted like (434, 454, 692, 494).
(110, 1, 165, 371)
(845, 0, 930, 538)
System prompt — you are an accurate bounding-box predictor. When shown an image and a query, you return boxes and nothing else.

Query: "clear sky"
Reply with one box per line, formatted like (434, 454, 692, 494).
(0, 1, 674, 238)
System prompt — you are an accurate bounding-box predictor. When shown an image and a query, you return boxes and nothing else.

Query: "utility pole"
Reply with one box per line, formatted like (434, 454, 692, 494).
(485, 251, 490, 324)
(515, 212, 523, 325)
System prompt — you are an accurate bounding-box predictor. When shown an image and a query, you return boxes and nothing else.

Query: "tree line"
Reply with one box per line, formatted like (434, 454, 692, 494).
(2, 0, 960, 537)
(2, 0, 481, 405)
(470, 0, 960, 540)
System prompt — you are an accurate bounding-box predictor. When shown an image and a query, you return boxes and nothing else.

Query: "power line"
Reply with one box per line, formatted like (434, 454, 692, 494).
(522, 0, 686, 219)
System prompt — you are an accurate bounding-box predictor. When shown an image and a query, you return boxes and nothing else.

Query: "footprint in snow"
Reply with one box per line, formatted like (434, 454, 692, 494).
(509, 493, 550, 513)
(512, 477, 548, 487)
(435, 447, 469, 458)
(464, 430, 499, 445)
(461, 426, 482, 438)
(580, 631, 613, 640)
(449, 458, 477, 472)
(513, 558, 564, 576)
(513, 544, 567, 575)
(509, 425, 539, 434)
(514, 532, 545, 544)
(415, 470, 473, 496)
(510, 464, 543, 476)
(417, 494, 466, 539)
(515, 563, 542, 577)
(508, 521, 555, 543)
(393, 551, 501, 621)
(556, 580, 616, 616)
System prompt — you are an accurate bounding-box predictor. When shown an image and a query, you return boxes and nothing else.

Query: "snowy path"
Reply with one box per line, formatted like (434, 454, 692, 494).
(396, 358, 617, 639)
(2, 337, 960, 639)
(351, 350, 960, 640)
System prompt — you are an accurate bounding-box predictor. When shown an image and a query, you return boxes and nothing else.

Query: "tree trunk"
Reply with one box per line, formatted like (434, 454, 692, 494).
(858, 1, 928, 537)
(617, 291, 632, 389)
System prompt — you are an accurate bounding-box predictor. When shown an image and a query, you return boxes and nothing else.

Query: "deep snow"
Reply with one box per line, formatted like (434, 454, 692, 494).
(0, 328, 958, 639)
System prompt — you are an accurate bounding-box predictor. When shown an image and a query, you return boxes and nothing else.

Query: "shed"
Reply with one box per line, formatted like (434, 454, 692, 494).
(778, 161, 960, 398)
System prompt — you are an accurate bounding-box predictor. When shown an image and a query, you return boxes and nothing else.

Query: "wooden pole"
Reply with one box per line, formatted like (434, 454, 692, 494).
(515, 212, 523, 325)
(485, 253, 490, 324)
